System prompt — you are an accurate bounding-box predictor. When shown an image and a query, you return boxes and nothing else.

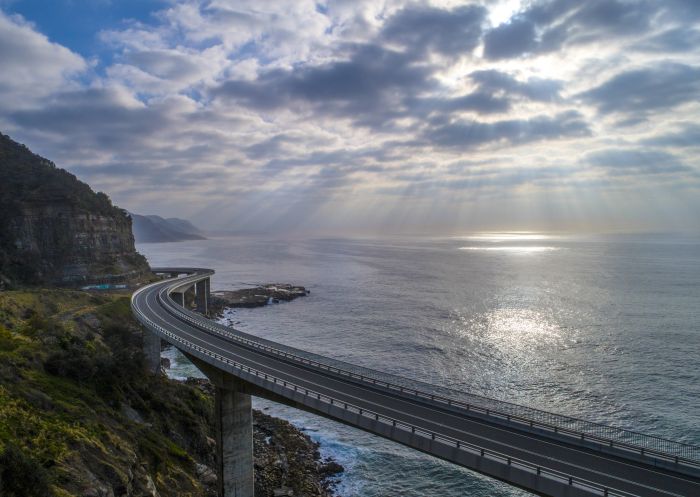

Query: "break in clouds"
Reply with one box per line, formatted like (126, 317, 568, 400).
(1, 0, 699, 234)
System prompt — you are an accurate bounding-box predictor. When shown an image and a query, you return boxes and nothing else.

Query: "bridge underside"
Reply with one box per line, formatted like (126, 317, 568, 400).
(135, 269, 700, 497)
(142, 275, 210, 373)
(186, 355, 599, 497)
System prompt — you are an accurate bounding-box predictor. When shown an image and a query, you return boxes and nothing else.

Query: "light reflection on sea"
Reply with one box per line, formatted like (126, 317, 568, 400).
(142, 233, 700, 496)
(459, 245, 559, 252)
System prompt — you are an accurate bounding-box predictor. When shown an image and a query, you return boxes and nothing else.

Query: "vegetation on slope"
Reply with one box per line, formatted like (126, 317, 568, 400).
(0, 289, 343, 497)
(0, 133, 116, 215)
(0, 290, 214, 497)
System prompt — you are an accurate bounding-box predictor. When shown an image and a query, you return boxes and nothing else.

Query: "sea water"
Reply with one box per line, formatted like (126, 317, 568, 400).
(140, 233, 700, 496)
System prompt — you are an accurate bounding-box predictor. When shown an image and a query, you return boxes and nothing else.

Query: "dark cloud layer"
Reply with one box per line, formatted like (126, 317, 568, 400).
(214, 43, 434, 127)
(422, 111, 590, 149)
(11, 88, 172, 149)
(483, 18, 538, 59)
(1, 1, 699, 232)
(637, 28, 700, 53)
(584, 149, 691, 176)
(470, 70, 562, 102)
(381, 4, 486, 57)
(483, 0, 657, 60)
(579, 63, 700, 115)
(643, 124, 700, 148)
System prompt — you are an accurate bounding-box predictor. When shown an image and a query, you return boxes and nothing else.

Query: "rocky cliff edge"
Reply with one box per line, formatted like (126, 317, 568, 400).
(0, 133, 150, 287)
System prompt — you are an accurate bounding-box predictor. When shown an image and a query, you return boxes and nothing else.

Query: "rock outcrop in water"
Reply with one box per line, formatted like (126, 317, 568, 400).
(209, 284, 309, 315)
(0, 132, 150, 287)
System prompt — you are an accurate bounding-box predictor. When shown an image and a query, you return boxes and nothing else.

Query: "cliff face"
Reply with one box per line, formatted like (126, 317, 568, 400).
(0, 132, 150, 286)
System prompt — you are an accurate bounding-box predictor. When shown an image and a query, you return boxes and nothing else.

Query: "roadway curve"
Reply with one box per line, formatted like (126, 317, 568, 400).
(132, 268, 700, 497)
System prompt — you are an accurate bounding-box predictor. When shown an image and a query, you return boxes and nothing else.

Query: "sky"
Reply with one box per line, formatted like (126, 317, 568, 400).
(0, 0, 699, 235)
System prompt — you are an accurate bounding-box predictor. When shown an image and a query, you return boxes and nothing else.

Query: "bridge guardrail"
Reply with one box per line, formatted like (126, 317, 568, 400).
(156, 273, 700, 469)
(131, 291, 639, 497)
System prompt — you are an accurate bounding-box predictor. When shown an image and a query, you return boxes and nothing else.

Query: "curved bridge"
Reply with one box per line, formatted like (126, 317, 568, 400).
(131, 268, 700, 497)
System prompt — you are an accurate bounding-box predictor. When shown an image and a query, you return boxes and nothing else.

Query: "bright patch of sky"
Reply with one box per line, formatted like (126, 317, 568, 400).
(487, 0, 523, 25)
(1, 0, 166, 60)
(0, 0, 699, 235)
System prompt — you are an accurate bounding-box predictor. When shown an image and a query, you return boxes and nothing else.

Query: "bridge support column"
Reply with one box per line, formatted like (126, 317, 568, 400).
(215, 383, 254, 497)
(143, 331, 161, 373)
(196, 278, 209, 315)
(171, 291, 185, 307)
(185, 356, 255, 497)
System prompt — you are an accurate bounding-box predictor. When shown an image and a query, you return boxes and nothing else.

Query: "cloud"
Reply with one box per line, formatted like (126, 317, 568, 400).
(482, 0, 657, 60)
(470, 70, 562, 102)
(636, 28, 700, 53)
(1, 1, 699, 233)
(410, 92, 511, 116)
(122, 49, 210, 81)
(578, 63, 700, 115)
(213, 43, 436, 128)
(11, 87, 174, 149)
(643, 124, 700, 148)
(583, 149, 692, 175)
(422, 111, 590, 149)
(380, 4, 486, 58)
(0, 11, 86, 107)
(483, 18, 538, 60)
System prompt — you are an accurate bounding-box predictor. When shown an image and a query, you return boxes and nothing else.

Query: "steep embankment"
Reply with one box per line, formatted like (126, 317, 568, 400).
(0, 290, 212, 496)
(0, 290, 342, 497)
(0, 133, 150, 287)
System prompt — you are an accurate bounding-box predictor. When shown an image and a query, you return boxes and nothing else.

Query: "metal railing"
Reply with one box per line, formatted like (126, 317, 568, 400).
(139, 270, 700, 469)
(156, 273, 700, 469)
(131, 289, 639, 497)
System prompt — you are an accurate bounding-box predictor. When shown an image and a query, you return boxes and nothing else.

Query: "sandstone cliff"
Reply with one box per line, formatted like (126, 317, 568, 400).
(0, 133, 150, 287)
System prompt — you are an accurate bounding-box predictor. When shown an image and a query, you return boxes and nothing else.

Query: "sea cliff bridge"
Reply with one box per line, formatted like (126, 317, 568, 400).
(131, 268, 700, 497)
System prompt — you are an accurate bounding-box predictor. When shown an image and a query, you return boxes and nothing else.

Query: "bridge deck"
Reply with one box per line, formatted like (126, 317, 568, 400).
(132, 269, 700, 497)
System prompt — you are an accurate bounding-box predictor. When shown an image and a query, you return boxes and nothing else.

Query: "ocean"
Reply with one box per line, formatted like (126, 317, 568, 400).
(138, 233, 700, 496)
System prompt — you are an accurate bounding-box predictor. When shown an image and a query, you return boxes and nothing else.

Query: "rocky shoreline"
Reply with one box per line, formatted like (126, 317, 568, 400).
(177, 283, 344, 497)
(182, 376, 343, 497)
(209, 283, 309, 315)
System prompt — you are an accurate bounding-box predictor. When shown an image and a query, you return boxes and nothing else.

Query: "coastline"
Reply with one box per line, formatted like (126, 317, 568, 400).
(163, 281, 344, 497)
(181, 377, 343, 497)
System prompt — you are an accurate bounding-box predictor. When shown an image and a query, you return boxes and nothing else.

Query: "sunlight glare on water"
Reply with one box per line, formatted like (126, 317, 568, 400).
(459, 246, 558, 253)
(456, 308, 565, 352)
(458, 231, 559, 253)
(139, 233, 700, 497)
(457, 231, 555, 242)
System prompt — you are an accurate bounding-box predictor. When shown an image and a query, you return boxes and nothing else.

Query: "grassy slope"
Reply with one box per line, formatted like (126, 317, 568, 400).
(0, 290, 215, 497)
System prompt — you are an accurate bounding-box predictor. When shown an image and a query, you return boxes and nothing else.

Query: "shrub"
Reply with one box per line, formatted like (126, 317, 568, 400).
(0, 444, 52, 497)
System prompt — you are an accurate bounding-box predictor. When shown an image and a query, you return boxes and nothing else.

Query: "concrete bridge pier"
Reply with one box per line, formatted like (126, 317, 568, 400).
(143, 331, 161, 373)
(171, 290, 186, 307)
(196, 278, 210, 315)
(215, 383, 254, 497)
(188, 357, 255, 497)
